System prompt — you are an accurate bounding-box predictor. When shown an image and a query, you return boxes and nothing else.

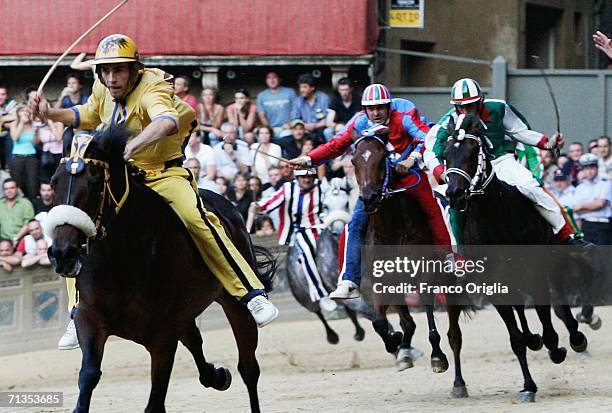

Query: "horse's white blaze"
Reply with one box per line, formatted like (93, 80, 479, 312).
(362, 150, 372, 162)
(44, 205, 97, 239)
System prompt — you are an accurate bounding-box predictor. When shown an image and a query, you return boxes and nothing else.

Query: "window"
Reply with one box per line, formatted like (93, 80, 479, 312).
(525, 4, 563, 69)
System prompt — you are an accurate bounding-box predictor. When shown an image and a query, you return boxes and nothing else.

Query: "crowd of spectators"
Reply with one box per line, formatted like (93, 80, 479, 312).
(544, 137, 612, 245)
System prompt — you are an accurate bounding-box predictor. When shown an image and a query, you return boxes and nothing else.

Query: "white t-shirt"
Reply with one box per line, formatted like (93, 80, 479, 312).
(250, 143, 281, 184)
(184, 144, 216, 179)
(213, 140, 252, 179)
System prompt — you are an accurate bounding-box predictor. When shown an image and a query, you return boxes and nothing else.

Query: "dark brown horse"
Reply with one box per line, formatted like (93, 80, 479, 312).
(351, 130, 469, 398)
(46, 126, 274, 413)
(444, 114, 588, 402)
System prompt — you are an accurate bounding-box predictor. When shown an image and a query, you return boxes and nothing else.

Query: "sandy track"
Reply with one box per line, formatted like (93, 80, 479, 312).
(1, 303, 611, 413)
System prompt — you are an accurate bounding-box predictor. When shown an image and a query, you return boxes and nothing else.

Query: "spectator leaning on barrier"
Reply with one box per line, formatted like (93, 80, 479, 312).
(21, 238, 51, 268)
(32, 181, 54, 214)
(227, 88, 258, 144)
(257, 71, 296, 139)
(197, 87, 225, 146)
(0, 239, 22, 273)
(250, 125, 281, 185)
(54, 73, 89, 109)
(291, 73, 330, 142)
(213, 123, 252, 180)
(597, 135, 611, 179)
(0, 178, 35, 242)
(174, 75, 198, 111)
(16, 219, 52, 259)
(9, 104, 39, 200)
(571, 154, 612, 245)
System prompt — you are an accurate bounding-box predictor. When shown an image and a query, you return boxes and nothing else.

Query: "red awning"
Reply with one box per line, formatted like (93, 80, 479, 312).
(0, 0, 378, 56)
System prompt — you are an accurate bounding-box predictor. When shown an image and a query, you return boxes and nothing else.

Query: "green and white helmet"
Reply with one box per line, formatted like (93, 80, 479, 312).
(450, 78, 483, 105)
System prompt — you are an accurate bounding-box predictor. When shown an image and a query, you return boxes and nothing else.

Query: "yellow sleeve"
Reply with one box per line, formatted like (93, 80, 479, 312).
(140, 78, 179, 130)
(73, 80, 103, 130)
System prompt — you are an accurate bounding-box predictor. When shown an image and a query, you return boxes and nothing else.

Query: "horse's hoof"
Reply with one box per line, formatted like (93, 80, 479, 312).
(525, 333, 544, 351)
(516, 390, 536, 403)
(327, 331, 340, 345)
(395, 348, 414, 372)
(548, 347, 567, 364)
(589, 315, 602, 330)
(214, 367, 232, 391)
(385, 331, 403, 353)
(451, 386, 469, 398)
(570, 332, 588, 353)
(353, 327, 365, 342)
(431, 356, 449, 373)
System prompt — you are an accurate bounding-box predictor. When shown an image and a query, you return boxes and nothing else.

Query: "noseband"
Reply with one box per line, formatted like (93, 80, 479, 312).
(354, 128, 421, 200)
(58, 134, 130, 239)
(445, 129, 495, 199)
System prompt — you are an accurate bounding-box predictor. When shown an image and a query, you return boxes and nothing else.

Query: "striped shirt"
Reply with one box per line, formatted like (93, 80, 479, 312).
(258, 180, 323, 245)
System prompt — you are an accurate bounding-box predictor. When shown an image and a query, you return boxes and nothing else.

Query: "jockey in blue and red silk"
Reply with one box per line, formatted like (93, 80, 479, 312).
(289, 83, 453, 299)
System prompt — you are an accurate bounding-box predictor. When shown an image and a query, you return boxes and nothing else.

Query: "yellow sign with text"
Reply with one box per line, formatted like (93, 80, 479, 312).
(390, 9, 422, 28)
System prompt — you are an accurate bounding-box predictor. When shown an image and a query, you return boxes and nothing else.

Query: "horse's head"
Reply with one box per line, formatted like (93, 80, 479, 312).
(45, 126, 131, 277)
(352, 127, 390, 214)
(443, 114, 491, 212)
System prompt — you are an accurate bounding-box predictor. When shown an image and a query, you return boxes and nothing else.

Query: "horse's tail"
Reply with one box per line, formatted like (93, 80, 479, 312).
(252, 244, 277, 293)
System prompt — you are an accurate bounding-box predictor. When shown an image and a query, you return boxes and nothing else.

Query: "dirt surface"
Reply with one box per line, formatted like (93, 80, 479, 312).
(1, 300, 611, 413)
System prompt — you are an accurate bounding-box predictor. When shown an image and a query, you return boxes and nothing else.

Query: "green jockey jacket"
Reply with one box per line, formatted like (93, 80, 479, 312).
(424, 99, 553, 183)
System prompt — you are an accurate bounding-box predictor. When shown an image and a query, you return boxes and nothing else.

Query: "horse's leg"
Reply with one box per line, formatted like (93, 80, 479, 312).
(145, 338, 178, 413)
(315, 310, 340, 344)
(221, 293, 261, 413)
(554, 305, 588, 352)
(495, 305, 537, 402)
(426, 303, 449, 373)
(514, 304, 543, 351)
(395, 306, 416, 371)
(179, 321, 232, 391)
(534, 305, 567, 364)
(344, 306, 365, 342)
(447, 305, 468, 398)
(73, 310, 108, 413)
(372, 304, 403, 353)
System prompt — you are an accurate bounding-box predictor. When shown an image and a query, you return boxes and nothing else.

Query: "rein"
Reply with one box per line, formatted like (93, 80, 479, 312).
(354, 131, 421, 199)
(445, 129, 495, 199)
(60, 134, 130, 239)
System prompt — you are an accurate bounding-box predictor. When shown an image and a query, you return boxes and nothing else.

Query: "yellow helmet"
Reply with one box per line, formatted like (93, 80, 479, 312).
(93, 34, 140, 65)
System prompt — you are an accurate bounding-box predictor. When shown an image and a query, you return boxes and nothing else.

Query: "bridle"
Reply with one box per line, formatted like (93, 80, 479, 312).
(353, 128, 421, 200)
(59, 134, 130, 240)
(444, 127, 495, 200)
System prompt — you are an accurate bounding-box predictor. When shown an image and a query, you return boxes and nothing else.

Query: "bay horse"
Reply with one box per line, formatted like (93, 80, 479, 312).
(286, 226, 374, 344)
(351, 129, 469, 398)
(444, 114, 588, 402)
(45, 126, 274, 413)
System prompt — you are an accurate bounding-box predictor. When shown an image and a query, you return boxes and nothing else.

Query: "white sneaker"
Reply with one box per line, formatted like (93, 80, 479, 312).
(58, 320, 79, 350)
(319, 296, 338, 312)
(247, 295, 279, 328)
(329, 280, 360, 300)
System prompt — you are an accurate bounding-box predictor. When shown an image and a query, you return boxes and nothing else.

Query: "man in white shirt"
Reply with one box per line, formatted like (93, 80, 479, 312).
(213, 123, 251, 180)
(184, 132, 217, 181)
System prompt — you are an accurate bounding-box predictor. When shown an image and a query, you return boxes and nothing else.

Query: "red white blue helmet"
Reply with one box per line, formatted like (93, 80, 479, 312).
(361, 84, 392, 106)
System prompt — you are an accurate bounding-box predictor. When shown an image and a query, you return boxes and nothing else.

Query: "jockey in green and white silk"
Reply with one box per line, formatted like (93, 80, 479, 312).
(424, 78, 576, 243)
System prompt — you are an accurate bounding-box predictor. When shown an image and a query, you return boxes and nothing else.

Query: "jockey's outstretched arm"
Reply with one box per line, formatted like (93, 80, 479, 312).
(503, 104, 561, 150)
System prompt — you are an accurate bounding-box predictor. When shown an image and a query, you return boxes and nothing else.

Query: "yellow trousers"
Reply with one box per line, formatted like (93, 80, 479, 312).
(144, 166, 265, 300)
(65, 166, 265, 311)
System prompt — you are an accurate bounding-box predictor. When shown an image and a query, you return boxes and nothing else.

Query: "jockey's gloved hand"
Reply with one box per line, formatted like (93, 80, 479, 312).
(395, 152, 422, 174)
(288, 156, 311, 169)
(543, 132, 564, 150)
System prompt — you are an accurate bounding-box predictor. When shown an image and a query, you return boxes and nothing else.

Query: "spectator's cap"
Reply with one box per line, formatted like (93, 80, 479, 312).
(361, 84, 392, 106)
(290, 119, 305, 128)
(579, 153, 599, 167)
(294, 168, 317, 177)
(94, 34, 141, 65)
(553, 169, 570, 181)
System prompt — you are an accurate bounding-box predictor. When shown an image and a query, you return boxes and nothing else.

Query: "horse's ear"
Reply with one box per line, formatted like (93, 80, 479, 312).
(62, 126, 74, 156)
(447, 116, 456, 135)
